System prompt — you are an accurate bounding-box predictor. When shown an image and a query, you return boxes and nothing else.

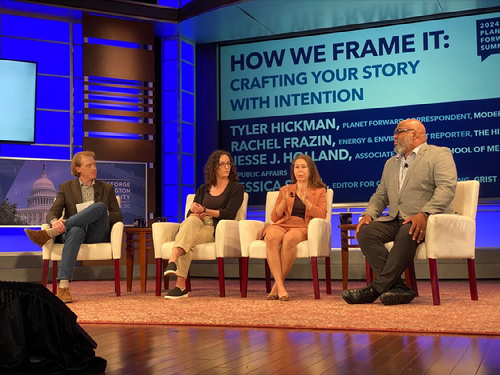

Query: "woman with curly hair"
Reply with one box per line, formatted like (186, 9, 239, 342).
(163, 150, 244, 299)
(263, 154, 327, 301)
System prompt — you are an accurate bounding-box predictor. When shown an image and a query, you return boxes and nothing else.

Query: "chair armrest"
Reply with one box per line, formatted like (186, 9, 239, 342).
(110, 222, 124, 259)
(215, 220, 241, 258)
(307, 218, 332, 257)
(239, 220, 266, 257)
(152, 222, 180, 258)
(41, 223, 54, 260)
(426, 214, 476, 258)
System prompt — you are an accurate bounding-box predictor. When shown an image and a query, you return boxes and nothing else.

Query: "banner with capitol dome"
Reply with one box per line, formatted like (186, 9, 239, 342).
(0, 158, 146, 226)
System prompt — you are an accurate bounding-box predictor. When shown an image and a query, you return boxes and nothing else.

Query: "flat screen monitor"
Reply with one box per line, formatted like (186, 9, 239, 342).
(0, 59, 37, 143)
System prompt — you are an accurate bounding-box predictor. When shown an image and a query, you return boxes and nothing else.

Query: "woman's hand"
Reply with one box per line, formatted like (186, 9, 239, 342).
(191, 202, 204, 214)
(296, 182, 308, 202)
(274, 186, 288, 218)
(281, 186, 289, 202)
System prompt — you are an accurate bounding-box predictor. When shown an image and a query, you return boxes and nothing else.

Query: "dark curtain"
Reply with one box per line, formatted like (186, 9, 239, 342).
(0, 281, 106, 374)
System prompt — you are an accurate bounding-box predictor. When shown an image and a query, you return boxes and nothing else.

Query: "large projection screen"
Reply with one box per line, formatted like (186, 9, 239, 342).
(219, 10, 500, 205)
(0, 59, 37, 143)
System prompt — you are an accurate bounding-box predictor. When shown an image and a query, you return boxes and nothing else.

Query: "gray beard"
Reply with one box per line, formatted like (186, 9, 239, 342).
(394, 144, 405, 154)
(394, 137, 412, 155)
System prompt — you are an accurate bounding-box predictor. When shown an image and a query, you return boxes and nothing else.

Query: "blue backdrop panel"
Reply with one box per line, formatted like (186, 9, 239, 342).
(181, 92, 194, 124)
(163, 185, 178, 217)
(36, 76, 70, 111)
(162, 60, 178, 90)
(35, 111, 70, 145)
(0, 228, 40, 253)
(162, 123, 178, 153)
(1, 37, 70, 76)
(181, 154, 194, 185)
(181, 61, 194, 92)
(163, 91, 178, 122)
(181, 41, 194, 63)
(73, 44, 83, 78)
(73, 112, 83, 147)
(0, 145, 70, 159)
(181, 123, 194, 154)
(73, 23, 83, 45)
(0, 14, 69, 42)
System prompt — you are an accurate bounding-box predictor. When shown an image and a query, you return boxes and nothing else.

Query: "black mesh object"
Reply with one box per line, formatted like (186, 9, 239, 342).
(0, 281, 106, 374)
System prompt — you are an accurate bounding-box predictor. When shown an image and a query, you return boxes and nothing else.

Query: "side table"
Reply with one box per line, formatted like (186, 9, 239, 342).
(124, 227, 153, 294)
(339, 224, 371, 290)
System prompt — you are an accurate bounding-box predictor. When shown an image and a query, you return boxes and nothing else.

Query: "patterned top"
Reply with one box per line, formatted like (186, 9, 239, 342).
(396, 142, 425, 193)
(79, 179, 95, 203)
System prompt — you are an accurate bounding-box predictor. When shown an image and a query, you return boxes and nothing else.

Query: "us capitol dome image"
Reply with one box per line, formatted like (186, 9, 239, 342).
(17, 164, 57, 225)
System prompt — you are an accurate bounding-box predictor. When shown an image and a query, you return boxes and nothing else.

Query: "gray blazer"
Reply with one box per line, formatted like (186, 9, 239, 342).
(363, 144, 457, 221)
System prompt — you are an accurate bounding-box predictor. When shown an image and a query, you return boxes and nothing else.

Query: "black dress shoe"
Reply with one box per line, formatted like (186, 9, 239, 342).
(380, 285, 417, 306)
(342, 285, 380, 304)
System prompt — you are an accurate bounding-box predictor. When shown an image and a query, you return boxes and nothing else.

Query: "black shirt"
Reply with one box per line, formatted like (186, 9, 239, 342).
(291, 195, 306, 219)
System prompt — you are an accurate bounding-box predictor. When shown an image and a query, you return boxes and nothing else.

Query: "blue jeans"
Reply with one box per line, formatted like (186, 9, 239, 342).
(56, 202, 110, 281)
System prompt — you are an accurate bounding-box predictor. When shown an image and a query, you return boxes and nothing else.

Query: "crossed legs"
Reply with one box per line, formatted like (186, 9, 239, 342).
(265, 227, 306, 297)
(169, 216, 215, 291)
(58, 202, 110, 281)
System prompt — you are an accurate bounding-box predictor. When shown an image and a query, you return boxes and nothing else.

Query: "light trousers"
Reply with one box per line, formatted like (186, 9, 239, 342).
(173, 215, 215, 278)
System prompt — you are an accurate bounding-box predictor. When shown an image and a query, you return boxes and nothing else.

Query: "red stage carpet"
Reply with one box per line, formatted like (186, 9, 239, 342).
(62, 279, 500, 336)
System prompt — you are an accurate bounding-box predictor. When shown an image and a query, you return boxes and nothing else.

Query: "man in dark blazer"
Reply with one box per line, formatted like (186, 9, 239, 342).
(342, 119, 457, 305)
(25, 151, 122, 303)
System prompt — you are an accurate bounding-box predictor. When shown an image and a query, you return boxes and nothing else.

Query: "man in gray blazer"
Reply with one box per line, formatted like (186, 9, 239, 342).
(25, 151, 122, 303)
(342, 119, 457, 305)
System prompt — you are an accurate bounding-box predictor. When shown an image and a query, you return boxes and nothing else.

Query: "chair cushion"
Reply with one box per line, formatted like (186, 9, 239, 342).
(385, 241, 427, 260)
(48, 243, 114, 261)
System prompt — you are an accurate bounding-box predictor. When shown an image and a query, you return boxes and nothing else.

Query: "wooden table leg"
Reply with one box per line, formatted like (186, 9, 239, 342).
(139, 232, 147, 294)
(341, 229, 349, 290)
(126, 233, 134, 292)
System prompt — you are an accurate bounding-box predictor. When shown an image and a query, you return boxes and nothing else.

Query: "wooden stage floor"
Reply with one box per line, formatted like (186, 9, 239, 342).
(83, 324, 500, 374)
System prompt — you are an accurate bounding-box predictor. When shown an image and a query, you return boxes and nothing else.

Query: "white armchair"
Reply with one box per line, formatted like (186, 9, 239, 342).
(152, 192, 249, 297)
(41, 197, 123, 296)
(384, 180, 480, 305)
(239, 189, 334, 299)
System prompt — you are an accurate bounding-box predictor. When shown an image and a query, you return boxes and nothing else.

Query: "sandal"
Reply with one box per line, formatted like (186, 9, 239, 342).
(278, 294, 290, 301)
(266, 293, 279, 300)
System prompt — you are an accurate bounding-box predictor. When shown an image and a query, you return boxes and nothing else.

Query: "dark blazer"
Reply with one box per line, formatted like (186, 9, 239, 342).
(187, 181, 244, 229)
(46, 179, 123, 226)
(271, 184, 327, 226)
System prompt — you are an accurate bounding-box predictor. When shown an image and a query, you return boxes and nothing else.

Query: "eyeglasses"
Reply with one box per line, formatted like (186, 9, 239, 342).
(218, 162, 232, 168)
(393, 128, 416, 136)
